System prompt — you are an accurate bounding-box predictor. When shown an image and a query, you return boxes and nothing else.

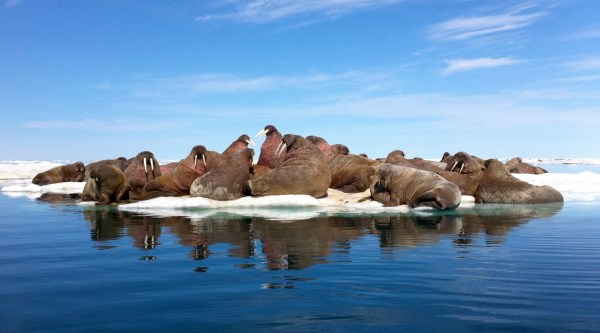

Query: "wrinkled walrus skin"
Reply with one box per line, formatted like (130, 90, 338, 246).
(370, 163, 462, 210)
(248, 134, 331, 198)
(475, 159, 563, 204)
(190, 148, 254, 201)
(81, 165, 127, 205)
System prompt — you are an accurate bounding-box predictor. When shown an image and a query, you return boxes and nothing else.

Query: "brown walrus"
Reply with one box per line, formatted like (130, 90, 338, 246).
(368, 163, 462, 210)
(385, 150, 445, 173)
(253, 125, 285, 179)
(81, 165, 127, 205)
(437, 151, 485, 196)
(307, 135, 376, 193)
(123, 151, 161, 201)
(83, 157, 130, 181)
(505, 157, 548, 174)
(190, 148, 255, 201)
(475, 159, 563, 204)
(141, 145, 208, 199)
(222, 134, 256, 156)
(32, 161, 85, 185)
(248, 134, 331, 198)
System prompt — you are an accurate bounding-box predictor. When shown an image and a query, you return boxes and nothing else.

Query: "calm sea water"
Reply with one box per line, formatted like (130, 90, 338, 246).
(1, 163, 599, 332)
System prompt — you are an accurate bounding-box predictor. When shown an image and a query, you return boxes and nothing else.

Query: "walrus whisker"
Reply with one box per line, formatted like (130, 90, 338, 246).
(143, 158, 148, 173)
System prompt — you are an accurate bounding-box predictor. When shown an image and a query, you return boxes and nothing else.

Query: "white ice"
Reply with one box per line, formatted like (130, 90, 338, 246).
(1, 160, 598, 220)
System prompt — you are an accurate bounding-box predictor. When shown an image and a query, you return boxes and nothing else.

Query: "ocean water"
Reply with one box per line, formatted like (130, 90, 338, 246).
(1, 162, 600, 332)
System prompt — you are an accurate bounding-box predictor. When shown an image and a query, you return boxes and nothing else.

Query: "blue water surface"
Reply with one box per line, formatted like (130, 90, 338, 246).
(0, 189, 599, 332)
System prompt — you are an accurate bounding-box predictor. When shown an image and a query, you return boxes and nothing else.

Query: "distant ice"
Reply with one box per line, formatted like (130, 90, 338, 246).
(1, 160, 599, 220)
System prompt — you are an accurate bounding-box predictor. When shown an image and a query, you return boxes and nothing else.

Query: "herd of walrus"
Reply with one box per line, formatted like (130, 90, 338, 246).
(31, 124, 564, 210)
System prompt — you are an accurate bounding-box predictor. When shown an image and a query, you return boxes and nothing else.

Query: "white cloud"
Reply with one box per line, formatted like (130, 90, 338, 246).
(442, 57, 522, 75)
(567, 58, 600, 71)
(24, 119, 183, 132)
(429, 4, 546, 41)
(566, 29, 600, 41)
(197, 0, 403, 23)
(128, 70, 399, 98)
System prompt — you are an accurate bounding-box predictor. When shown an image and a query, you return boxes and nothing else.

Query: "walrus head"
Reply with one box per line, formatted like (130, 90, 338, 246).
(256, 124, 280, 138)
(238, 134, 256, 147)
(189, 145, 208, 170)
(368, 174, 391, 205)
(445, 151, 484, 175)
(136, 151, 160, 181)
(385, 150, 406, 164)
(275, 134, 300, 157)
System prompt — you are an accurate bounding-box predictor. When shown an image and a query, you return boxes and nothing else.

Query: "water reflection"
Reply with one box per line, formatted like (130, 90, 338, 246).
(79, 201, 563, 271)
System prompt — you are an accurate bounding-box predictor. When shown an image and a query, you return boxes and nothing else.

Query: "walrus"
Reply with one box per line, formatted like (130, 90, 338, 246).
(32, 161, 85, 185)
(331, 144, 350, 155)
(253, 125, 285, 179)
(123, 151, 161, 201)
(141, 145, 208, 199)
(190, 148, 254, 201)
(510, 163, 548, 174)
(307, 135, 376, 193)
(248, 134, 331, 198)
(475, 159, 563, 204)
(368, 163, 462, 210)
(505, 157, 548, 174)
(222, 134, 256, 156)
(437, 151, 485, 196)
(385, 150, 445, 173)
(81, 165, 127, 205)
(83, 157, 130, 181)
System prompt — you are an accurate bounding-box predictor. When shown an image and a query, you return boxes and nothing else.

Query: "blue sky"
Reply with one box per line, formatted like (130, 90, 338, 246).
(1, 0, 599, 162)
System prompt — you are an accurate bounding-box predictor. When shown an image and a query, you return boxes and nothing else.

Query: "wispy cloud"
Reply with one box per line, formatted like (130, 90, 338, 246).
(567, 57, 600, 71)
(429, 4, 547, 41)
(24, 119, 183, 132)
(4, 0, 23, 7)
(442, 57, 522, 75)
(196, 0, 403, 24)
(565, 28, 600, 41)
(128, 70, 400, 98)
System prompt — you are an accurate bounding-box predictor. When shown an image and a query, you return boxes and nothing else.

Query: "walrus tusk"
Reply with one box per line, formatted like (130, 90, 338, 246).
(95, 178, 99, 182)
(143, 158, 148, 173)
(451, 161, 458, 172)
(194, 155, 197, 168)
(246, 138, 257, 147)
(202, 154, 207, 167)
(150, 158, 154, 171)
(276, 141, 287, 157)
(256, 128, 269, 137)
(459, 164, 464, 174)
